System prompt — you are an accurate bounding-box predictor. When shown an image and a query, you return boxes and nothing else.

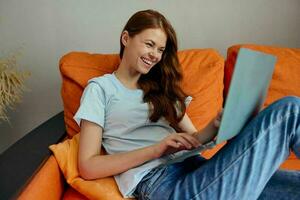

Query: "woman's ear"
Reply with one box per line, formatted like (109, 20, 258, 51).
(121, 31, 129, 46)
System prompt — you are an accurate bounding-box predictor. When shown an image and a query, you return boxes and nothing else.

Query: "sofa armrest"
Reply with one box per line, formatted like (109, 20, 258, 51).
(18, 155, 65, 200)
(0, 111, 66, 200)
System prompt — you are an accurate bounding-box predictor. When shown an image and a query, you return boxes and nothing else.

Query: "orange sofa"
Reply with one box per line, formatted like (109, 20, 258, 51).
(1, 44, 299, 200)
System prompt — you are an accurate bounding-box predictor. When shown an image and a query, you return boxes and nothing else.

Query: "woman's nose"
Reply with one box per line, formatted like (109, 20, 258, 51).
(149, 51, 157, 59)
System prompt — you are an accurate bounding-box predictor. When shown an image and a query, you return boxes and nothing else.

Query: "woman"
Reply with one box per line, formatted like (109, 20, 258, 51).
(74, 9, 300, 200)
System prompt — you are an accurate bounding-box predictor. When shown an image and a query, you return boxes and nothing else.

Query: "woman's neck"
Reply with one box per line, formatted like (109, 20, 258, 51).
(114, 63, 140, 90)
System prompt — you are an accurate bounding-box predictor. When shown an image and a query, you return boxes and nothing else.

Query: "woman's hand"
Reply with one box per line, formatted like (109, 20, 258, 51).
(153, 133, 201, 158)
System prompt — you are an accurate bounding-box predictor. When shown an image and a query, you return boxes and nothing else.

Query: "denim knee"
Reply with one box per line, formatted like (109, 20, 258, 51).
(273, 96, 300, 109)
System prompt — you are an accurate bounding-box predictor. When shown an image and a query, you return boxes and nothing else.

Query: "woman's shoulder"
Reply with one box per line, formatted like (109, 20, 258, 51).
(85, 73, 119, 96)
(88, 73, 114, 88)
(89, 73, 113, 83)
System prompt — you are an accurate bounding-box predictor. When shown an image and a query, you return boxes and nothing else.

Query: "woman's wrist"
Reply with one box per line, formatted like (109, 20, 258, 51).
(191, 131, 201, 141)
(149, 143, 162, 159)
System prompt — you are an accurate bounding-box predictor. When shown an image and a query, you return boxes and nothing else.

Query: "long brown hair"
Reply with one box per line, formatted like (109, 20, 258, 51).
(120, 10, 187, 130)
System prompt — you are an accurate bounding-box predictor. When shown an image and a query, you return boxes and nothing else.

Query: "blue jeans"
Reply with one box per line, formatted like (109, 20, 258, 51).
(134, 96, 300, 200)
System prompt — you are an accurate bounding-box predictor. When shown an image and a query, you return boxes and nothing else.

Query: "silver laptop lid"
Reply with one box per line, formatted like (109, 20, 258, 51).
(216, 48, 276, 144)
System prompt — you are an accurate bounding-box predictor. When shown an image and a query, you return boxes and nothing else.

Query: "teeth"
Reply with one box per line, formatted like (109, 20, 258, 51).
(141, 57, 152, 65)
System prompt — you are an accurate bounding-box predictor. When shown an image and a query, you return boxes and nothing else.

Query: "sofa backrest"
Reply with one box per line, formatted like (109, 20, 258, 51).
(59, 49, 224, 137)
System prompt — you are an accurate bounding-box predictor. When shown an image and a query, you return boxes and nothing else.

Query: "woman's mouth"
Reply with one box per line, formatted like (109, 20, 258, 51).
(141, 57, 153, 66)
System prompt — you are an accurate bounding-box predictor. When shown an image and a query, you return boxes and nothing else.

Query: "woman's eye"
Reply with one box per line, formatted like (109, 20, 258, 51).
(146, 43, 153, 47)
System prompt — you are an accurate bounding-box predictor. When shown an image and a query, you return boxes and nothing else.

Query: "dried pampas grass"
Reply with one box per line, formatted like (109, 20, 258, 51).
(0, 52, 30, 123)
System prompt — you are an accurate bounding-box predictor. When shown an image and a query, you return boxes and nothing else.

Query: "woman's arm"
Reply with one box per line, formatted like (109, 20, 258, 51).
(178, 111, 222, 144)
(78, 119, 200, 180)
(193, 117, 219, 144)
(178, 113, 198, 133)
(78, 120, 158, 180)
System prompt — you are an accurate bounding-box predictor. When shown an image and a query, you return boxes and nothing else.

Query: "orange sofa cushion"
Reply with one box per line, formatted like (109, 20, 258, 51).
(224, 44, 300, 170)
(54, 49, 224, 199)
(50, 134, 129, 200)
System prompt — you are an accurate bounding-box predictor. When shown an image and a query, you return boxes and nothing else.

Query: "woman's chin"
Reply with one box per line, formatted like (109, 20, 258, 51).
(139, 66, 152, 74)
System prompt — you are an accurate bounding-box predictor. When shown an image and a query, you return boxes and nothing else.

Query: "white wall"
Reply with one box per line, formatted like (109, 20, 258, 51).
(1, 0, 299, 153)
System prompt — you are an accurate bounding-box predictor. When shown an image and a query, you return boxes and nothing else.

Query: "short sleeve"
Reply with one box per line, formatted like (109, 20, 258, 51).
(74, 82, 106, 128)
(174, 96, 193, 117)
(184, 96, 193, 107)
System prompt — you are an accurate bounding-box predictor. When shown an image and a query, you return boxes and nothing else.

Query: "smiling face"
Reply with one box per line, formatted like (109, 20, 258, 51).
(121, 28, 167, 75)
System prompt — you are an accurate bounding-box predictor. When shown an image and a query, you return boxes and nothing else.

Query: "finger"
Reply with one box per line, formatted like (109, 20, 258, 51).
(175, 142, 187, 151)
(176, 134, 200, 149)
(167, 140, 181, 148)
(167, 138, 187, 150)
(179, 133, 201, 147)
(174, 135, 193, 149)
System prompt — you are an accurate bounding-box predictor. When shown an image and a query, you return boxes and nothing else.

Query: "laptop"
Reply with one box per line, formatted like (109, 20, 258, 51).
(166, 48, 276, 164)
